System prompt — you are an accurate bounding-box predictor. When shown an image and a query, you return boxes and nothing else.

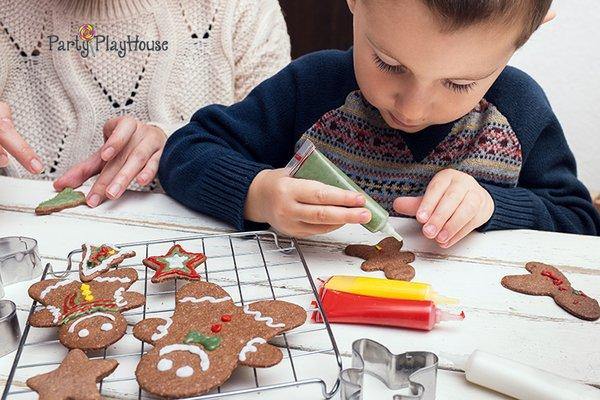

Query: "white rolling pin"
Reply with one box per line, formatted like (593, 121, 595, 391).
(446, 350, 600, 400)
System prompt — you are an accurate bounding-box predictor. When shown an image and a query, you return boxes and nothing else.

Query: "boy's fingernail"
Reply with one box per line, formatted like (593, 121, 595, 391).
(102, 147, 115, 160)
(87, 194, 101, 207)
(360, 210, 371, 221)
(424, 224, 436, 236)
(355, 195, 365, 204)
(437, 230, 449, 242)
(0, 154, 8, 167)
(30, 158, 44, 173)
(107, 183, 122, 198)
(417, 211, 428, 221)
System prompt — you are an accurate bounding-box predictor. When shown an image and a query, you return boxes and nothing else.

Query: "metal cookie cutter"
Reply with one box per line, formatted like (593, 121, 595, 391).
(0, 237, 43, 298)
(340, 339, 439, 400)
(0, 299, 21, 357)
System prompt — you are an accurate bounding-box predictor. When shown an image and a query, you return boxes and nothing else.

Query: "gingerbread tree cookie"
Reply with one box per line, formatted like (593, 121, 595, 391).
(26, 349, 118, 400)
(344, 237, 416, 280)
(35, 188, 87, 216)
(28, 268, 145, 350)
(79, 243, 136, 282)
(142, 244, 206, 283)
(133, 281, 306, 398)
(502, 262, 600, 321)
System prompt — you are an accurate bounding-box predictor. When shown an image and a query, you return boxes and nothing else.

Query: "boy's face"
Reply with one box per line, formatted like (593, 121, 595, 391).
(348, 0, 522, 133)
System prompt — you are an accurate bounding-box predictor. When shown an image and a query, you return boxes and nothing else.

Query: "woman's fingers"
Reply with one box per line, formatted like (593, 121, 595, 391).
(0, 144, 8, 167)
(136, 151, 161, 185)
(100, 116, 138, 162)
(0, 107, 43, 173)
(53, 149, 105, 191)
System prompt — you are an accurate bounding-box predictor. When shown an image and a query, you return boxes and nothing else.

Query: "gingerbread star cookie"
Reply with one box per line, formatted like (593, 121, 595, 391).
(344, 237, 416, 281)
(27, 349, 118, 400)
(35, 188, 87, 216)
(79, 243, 136, 282)
(502, 262, 600, 321)
(133, 281, 306, 398)
(28, 268, 145, 350)
(142, 244, 206, 283)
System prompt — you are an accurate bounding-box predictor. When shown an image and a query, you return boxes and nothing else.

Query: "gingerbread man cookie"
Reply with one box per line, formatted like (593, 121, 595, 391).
(79, 243, 136, 282)
(344, 237, 416, 280)
(133, 281, 306, 398)
(142, 244, 206, 283)
(26, 349, 118, 400)
(502, 262, 600, 321)
(28, 268, 145, 350)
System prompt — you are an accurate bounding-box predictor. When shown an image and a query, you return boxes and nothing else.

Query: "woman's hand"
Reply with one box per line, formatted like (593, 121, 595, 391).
(54, 116, 167, 207)
(245, 168, 371, 238)
(394, 169, 494, 248)
(0, 102, 44, 173)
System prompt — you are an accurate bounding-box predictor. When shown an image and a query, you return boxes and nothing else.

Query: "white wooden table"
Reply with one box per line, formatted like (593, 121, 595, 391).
(1, 176, 599, 399)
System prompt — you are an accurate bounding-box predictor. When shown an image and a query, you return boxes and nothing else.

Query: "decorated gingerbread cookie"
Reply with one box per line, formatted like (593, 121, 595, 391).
(79, 243, 136, 282)
(28, 268, 145, 350)
(133, 281, 306, 398)
(26, 349, 118, 400)
(344, 237, 416, 281)
(502, 262, 600, 321)
(35, 188, 87, 216)
(142, 244, 206, 283)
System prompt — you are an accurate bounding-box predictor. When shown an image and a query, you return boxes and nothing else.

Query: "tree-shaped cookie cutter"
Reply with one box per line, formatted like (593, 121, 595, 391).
(340, 339, 438, 400)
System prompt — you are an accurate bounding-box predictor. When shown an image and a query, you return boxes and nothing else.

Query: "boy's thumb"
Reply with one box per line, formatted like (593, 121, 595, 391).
(393, 196, 422, 217)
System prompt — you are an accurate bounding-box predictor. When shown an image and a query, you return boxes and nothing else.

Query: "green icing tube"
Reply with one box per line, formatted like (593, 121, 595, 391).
(287, 139, 403, 241)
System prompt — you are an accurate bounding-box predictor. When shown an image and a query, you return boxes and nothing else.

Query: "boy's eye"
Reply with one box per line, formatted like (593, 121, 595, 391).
(372, 54, 406, 74)
(444, 80, 478, 94)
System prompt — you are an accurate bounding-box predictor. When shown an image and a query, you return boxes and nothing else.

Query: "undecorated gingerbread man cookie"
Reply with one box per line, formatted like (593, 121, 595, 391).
(28, 268, 145, 350)
(133, 281, 306, 398)
(344, 237, 416, 280)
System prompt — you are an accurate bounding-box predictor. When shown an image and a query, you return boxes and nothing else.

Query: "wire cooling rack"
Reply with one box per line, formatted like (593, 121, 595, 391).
(1, 231, 342, 399)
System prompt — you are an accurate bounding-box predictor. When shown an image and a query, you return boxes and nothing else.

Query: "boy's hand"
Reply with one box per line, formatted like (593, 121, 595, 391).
(393, 169, 494, 248)
(245, 169, 371, 238)
(54, 116, 166, 207)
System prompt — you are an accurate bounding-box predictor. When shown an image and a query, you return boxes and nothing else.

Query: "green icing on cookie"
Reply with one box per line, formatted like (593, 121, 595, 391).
(38, 188, 85, 208)
(183, 331, 222, 351)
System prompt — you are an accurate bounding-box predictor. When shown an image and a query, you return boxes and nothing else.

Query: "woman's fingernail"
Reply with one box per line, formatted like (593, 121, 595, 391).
(424, 224, 436, 236)
(107, 183, 122, 198)
(0, 154, 8, 167)
(87, 194, 101, 208)
(417, 211, 429, 221)
(138, 173, 149, 183)
(437, 230, 449, 242)
(102, 147, 115, 160)
(30, 158, 44, 173)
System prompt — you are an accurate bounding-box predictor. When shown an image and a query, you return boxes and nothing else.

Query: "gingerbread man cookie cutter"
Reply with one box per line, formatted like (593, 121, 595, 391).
(340, 339, 438, 400)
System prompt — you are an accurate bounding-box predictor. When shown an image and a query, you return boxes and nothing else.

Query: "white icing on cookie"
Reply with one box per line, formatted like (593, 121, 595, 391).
(78, 328, 90, 338)
(162, 253, 191, 271)
(40, 280, 75, 299)
(157, 358, 173, 371)
(239, 337, 266, 361)
(176, 366, 194, 378)
(94, 276, 131, 283)
(243, 305, 285, 328)
(159, 344, 210, 371)
(67, 312, 116, 333)
(80, 244, 131, 277)
(44, 305, 62, 323)
(101, 323, 114, 331)
(178, 296, 231, 304)
(151, 317, 173, 341)
(113, 287, 127, 307)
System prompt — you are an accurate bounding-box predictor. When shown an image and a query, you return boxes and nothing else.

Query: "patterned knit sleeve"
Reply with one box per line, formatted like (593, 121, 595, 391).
(231, 0, 291, 102)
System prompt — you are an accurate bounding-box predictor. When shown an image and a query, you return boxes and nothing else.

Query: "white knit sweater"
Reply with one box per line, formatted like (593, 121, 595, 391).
(0, 0, 290, 181)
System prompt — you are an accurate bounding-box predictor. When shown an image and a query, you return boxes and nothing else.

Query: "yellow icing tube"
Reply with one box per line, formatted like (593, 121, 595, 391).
(323, 275, 459, 305)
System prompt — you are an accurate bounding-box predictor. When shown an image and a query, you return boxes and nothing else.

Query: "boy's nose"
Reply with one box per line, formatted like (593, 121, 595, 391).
(393, 86, 430, 123)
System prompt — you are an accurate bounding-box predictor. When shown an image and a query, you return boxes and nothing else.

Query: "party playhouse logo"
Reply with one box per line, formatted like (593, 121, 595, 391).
(47, 24, 169, 58)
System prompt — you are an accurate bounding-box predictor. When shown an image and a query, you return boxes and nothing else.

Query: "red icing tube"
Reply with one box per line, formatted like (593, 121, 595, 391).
(312, 287, 464, 331)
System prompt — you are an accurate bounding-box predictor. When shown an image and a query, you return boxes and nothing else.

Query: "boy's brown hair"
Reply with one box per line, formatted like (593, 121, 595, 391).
(422, 0, 553, 47)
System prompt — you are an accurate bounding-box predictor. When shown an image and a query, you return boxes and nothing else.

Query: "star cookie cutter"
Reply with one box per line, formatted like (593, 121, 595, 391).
(340, 339, 438, 400)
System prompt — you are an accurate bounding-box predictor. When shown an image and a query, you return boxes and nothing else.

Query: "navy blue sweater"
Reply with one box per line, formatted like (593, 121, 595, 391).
(159, 49, 600, 236)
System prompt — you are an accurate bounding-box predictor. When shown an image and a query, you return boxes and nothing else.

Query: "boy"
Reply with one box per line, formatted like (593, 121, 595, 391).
(159, 0, 600, 246)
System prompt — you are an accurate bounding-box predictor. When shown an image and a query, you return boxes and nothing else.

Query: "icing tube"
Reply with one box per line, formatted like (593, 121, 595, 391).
(312, 287, 464, 331)
(445, 350, 600, 400)
(324, 275, 458, 304)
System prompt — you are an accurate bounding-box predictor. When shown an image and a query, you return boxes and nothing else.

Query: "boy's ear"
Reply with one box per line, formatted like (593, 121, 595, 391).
(346, 0, 357, 14)
(542, 9, 556, 24)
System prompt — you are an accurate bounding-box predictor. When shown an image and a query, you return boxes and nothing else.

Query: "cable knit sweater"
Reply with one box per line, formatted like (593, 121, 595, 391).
(0, 0, 290, 181)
